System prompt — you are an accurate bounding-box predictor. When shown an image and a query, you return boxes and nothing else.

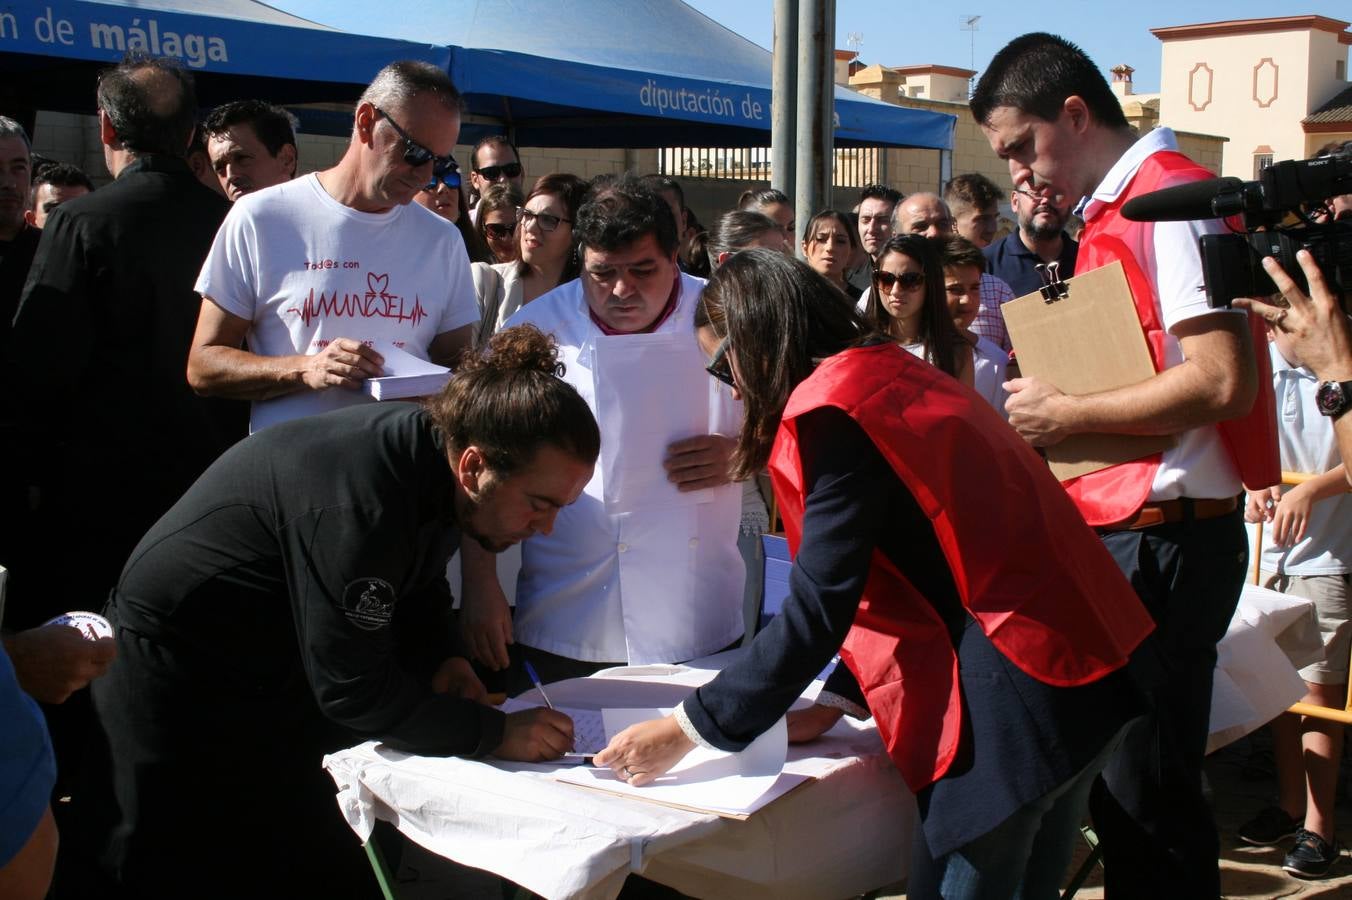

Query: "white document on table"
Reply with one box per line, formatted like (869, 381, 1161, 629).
(590, 332, 710, 513)
(553, 709, 802, 816)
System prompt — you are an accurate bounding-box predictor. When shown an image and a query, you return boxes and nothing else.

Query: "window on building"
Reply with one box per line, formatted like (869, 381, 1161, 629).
(1253, 153, 1273, 179)
(1337, 59, 1346, 81)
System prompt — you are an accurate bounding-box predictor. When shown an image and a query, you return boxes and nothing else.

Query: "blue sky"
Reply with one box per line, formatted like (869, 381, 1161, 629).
(275, 2, 1352, 94)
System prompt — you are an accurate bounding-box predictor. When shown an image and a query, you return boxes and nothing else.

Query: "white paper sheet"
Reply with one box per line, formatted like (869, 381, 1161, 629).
(361, 341, 452, 399)
(553, 710, 799, 816)
(590, 333, 710, 513)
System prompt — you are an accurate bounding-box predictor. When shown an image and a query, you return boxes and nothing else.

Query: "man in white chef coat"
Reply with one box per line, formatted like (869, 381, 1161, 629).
(459, 174, 745, 692)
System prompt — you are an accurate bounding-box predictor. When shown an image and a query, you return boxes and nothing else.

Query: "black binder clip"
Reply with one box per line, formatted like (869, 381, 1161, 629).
(1036, 261, 1070, 303)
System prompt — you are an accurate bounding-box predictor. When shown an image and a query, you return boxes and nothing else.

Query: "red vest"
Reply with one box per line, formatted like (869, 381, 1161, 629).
(768, 344, 1154, 792)
(1071, 150, 1280, 526)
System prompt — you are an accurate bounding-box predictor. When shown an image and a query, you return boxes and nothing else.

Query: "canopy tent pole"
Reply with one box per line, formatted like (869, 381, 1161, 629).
(794, 0, 834, 255)
(771, 0, 796, 211)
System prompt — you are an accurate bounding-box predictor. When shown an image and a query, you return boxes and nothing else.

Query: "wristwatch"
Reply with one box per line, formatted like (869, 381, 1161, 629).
(1315, 380, 1352, 419)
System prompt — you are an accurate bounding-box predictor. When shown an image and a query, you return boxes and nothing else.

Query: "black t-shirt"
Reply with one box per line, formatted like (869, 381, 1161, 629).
(111, 402, 505, 757)
(0, 223, 40, 365)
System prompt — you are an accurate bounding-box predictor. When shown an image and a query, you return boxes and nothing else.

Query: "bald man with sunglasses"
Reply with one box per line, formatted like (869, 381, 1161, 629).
(188, 61, 479, 432)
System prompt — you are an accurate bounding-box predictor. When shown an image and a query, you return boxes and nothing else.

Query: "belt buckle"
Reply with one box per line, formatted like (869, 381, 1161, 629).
(1131, 506, 1166, 529)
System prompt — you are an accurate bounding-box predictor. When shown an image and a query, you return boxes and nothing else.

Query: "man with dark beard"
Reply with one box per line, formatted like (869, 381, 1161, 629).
(983, 182, 1079, 298)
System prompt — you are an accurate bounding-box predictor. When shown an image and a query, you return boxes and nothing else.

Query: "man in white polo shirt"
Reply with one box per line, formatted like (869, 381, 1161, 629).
(188, 61, 477, 431)
(460, 175, 745, 691)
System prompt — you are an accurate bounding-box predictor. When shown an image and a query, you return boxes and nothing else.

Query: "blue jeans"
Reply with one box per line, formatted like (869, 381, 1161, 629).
(908, 718, 1135, 900)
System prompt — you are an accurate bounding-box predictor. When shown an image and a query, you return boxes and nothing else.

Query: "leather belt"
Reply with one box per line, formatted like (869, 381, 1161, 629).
(1098, 496, 1239, 533)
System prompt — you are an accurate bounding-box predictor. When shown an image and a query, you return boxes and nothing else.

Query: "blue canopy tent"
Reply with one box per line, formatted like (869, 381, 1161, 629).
(0, 1, 450, 112)
(303, 0, 955, 150)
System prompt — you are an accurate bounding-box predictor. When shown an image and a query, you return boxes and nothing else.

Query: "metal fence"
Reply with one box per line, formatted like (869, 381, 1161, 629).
(659, 145, 881, 187)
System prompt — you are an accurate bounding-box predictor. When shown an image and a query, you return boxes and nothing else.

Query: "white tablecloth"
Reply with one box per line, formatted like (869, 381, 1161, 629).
(324, 655, 914, 900)
(324, 584, 1319, 900)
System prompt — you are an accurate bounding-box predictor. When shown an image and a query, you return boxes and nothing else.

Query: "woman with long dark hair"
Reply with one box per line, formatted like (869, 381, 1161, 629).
(413, 165, 493, 263)
(863, 234, 970, 386)
(595, 250, 1153, 899)
(472, 173, 588, 343)
(800, 209, 861, 300)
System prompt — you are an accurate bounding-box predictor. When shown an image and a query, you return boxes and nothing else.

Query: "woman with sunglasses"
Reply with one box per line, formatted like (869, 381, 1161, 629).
(474, 182, 524, 265)
(415, 166, 494, 264)
(801, 209, 862, 300)
(864, 234, 973, 389)
(596, 249, 1153, 899)
(472, 173, 588, 344)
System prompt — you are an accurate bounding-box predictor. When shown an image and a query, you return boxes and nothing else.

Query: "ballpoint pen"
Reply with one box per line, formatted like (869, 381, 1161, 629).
(524, 660, 554, 710)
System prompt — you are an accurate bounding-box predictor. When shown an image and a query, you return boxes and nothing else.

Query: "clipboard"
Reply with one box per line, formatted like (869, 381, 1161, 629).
(1001, 259, 1173, 481)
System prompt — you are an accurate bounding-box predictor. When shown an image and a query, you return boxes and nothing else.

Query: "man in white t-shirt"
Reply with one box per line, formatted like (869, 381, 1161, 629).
(189, 61, 478, 431)
(459, 175, 745, 691)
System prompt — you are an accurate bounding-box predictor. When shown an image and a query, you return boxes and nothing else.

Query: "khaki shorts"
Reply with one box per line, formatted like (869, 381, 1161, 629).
(1263, 571, 1352, 685)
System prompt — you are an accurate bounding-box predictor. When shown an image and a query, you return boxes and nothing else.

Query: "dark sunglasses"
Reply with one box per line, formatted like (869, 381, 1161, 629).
(875, 270, 925, 291)
(705, 338, 735, 388)
(484, 221, 518, 239)
(517, 207, 572, 233)
(375, 107, 456, 173)
(424, 169, 462, 191)
(475, 162, 523, 181)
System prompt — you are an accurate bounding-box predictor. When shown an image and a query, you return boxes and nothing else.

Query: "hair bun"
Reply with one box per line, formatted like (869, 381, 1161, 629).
(472, 324, 565, 378)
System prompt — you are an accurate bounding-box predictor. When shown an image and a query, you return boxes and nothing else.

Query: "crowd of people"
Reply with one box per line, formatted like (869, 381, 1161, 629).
(1, 28, 1350, 900)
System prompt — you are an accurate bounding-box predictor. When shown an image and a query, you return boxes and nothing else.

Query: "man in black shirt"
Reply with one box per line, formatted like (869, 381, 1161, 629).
(87, 328, 598, 899)
(0, 116, 37, 331)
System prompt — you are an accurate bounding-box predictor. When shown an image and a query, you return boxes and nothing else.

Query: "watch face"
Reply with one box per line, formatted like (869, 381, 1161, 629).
(1317, 380, 1350, 417)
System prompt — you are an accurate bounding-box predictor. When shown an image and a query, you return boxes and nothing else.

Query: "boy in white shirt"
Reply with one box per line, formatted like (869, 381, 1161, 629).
(1239, 319, 1352, 878)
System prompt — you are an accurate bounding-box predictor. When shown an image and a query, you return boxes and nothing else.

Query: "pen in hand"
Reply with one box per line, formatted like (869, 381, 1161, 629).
(524, 660, 554, 710)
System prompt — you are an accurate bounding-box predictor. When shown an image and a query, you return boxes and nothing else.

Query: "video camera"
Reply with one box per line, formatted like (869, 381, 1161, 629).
(1121, 147, 1352, 308)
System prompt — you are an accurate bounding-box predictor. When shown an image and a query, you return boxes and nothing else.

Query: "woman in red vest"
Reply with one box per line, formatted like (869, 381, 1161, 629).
(596, 249, 1156, 898)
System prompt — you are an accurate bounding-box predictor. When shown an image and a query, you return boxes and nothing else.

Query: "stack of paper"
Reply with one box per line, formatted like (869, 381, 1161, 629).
(361, 342, 451, 400)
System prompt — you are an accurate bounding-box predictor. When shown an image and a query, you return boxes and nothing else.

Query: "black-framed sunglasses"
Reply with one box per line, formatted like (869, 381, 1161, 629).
(424, 169, 462, 191)
(484, 220, 518, 239)
(517, 207, 572, 233)
(875, 270, 925, 291)
(705, 337, 735, 388)
(474, 162, 523, 181)
(374, 107, 457, 173)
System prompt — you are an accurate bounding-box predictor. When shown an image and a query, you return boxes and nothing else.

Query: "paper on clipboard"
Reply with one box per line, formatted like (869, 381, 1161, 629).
(590, 332, 710, 513)
(1001, 260, 1174, 481)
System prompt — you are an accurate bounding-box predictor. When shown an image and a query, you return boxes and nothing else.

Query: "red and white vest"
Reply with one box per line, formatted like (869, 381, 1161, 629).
(768, 343, 1154, 792)
(1070, 150, 1280, 526)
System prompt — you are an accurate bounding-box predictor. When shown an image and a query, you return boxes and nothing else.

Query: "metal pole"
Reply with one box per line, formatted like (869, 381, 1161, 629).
(771, 0, 796, 201)
(796, 0, 835, 254)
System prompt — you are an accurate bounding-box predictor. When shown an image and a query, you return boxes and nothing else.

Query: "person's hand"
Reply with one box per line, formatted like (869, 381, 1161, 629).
(1235, 250, 1352, 382)
(664, 434, 736, 492)
(4, 625, 116, 704)
(300, 339, 385, 391)
(1003, 376, 1074, 447)
(1245, 486, 1280, 524)
(458, 578, 513, 671)
(491, 708, 574, 762)
(430, 656, 487, 703)
(786, 704, 844, 743)
(1270, 482, 1316, 548)
(594, 715, 695, 787)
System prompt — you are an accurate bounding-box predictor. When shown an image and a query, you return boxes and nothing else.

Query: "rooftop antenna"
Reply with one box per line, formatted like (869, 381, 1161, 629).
(960, 15, 981, 94)
(846, 32, 863, 57)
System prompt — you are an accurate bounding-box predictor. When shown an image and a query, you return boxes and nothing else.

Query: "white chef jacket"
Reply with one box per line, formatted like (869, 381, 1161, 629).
(504, 272, 745, 663)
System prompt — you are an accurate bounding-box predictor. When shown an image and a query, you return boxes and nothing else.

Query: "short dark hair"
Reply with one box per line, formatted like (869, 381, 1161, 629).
(29, 162, 94, 205)
(427, 324, 599, 476)
(700, 250, 868, 479)
(970, 32, 1128, 130)
(640, 173, 685, 210)
(738, 187, 789, 211)
(96, 54, 198, 157)
(471, 134, 520, 171)
(938, 235, 986, 272)
(944, 173, 1002, 211)
(203, 100, 297, 158)
(859, 183, 902, 207)
(706, 209, 780, 271)
(574, 173, 679, 256)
